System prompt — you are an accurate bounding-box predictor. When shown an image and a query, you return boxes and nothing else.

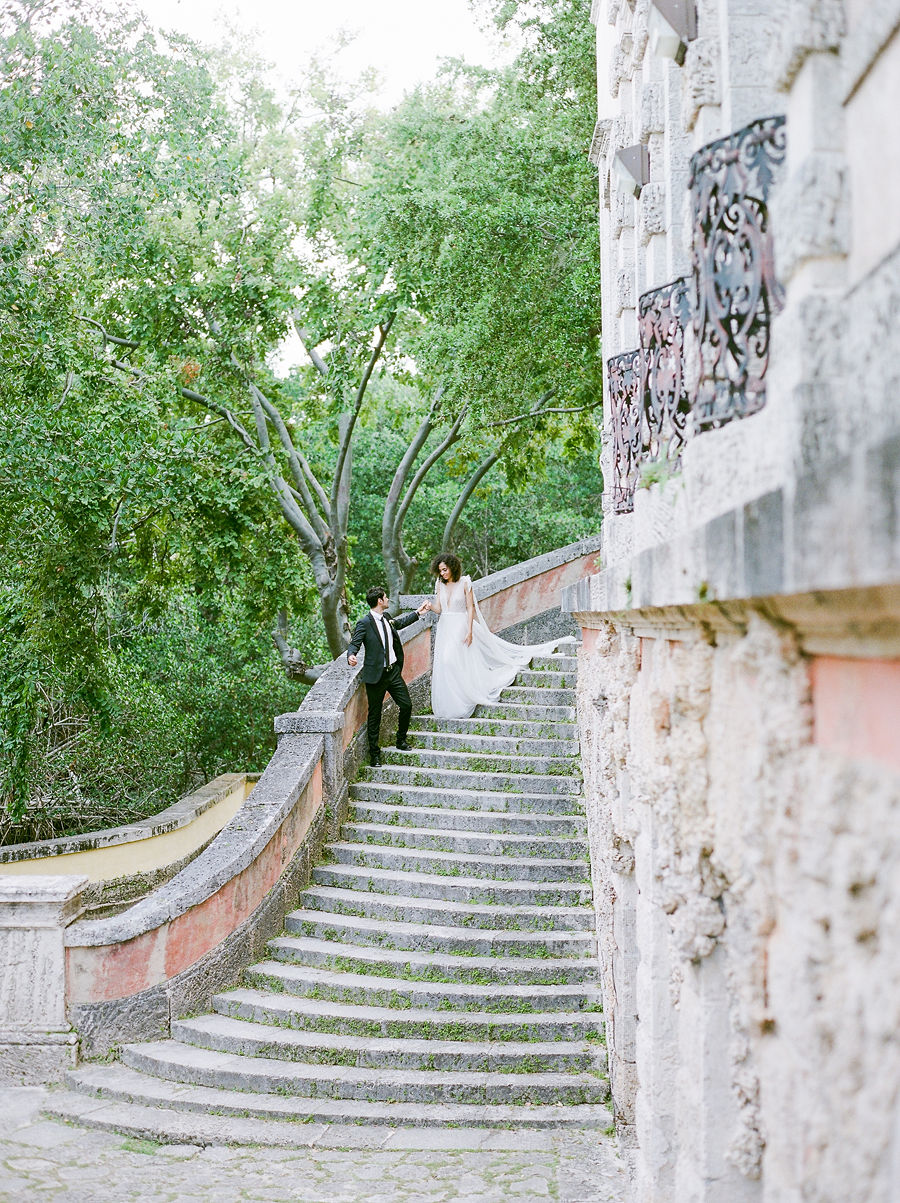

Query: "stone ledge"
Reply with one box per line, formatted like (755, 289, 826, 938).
(566, 431, 900, 650)
(65, 736, 323, 948)
(0, 773, 253, 864)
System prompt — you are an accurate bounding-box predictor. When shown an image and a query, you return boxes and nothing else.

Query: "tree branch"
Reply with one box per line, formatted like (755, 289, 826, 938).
(485, 392, 601, 429)
(442, 449, 501, 551)
(397, 403, 467, 531)
(75, 315, 141, 350)
(293, 321, 331, 380)
(273, 611, 328, 685)
(330, 313, 395, 513)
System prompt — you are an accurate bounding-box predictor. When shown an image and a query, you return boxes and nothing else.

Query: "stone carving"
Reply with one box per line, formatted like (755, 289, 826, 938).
(615, 266, 635, 314)
(612, 187, 631, 237)
(638, 276, 693, 464)
(589, 118, 613, 166)
(633, 0, 651, 59)
(612, 113, 630, 151)
(638, 181, 667, 244)
(639, 82, 665, 142)
(772, 0, 845, 89)
(773, 153, 848, 283)
(683, 38, 720, 131)
(607, 349, 643, 513)
(689, 115, 787, 431)
(610, 45, 627, 98)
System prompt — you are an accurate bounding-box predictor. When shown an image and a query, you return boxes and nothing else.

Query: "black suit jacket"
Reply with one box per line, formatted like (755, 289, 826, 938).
(347, 609, 419, 684)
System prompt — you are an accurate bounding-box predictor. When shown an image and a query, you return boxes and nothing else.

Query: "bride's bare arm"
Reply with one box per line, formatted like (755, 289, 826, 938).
(430, 579, 442, 615)
(464, 577, 475, 645)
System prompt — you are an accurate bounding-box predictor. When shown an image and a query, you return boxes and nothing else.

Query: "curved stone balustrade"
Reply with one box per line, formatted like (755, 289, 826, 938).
(0, 536, 602, 1079)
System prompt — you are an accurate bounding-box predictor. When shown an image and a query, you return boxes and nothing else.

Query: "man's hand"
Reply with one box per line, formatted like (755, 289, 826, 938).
(347, 654, 358, 667)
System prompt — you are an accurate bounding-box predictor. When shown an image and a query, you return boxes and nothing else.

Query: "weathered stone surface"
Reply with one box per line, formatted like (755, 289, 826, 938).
(683, 38, 720, 130)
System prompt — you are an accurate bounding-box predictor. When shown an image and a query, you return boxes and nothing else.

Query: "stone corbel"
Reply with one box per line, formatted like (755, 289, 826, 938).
(773, 154, 848, 283)
(589, 118, 613, 167)
(772, 0, 845, 91)
(633, 0, 651, 59)
(639, 182, 667, 245)
(615, 268, 636, 315)
(639, 82, 666, 142)
(683, 37, 720, 130)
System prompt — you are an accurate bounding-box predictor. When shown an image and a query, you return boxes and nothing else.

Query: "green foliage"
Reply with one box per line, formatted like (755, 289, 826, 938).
(361, 0, 602, 421)
(1, 0, 604, 842)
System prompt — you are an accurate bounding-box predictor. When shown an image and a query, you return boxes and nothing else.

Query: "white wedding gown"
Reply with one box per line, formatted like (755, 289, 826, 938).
(430, 576, 565, 720)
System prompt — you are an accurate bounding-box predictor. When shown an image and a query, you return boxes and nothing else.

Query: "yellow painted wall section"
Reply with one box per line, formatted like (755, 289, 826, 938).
(0, 781, 250, 883)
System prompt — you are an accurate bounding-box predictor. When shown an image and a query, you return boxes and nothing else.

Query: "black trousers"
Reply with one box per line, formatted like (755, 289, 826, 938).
(365, 663, 412, 754)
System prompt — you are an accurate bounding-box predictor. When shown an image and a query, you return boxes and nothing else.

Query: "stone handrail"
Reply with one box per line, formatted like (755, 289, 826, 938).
(0, 536, 601, 1080)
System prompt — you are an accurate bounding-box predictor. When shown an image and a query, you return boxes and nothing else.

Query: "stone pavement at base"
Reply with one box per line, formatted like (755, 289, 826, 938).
(0, 1088, 629, 1203)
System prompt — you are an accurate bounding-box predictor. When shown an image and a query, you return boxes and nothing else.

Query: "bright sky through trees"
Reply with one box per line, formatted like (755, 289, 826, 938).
(137, 0, 505, 104)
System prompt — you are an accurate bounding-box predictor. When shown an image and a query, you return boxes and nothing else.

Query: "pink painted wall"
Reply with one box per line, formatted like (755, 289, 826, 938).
(341, 686, 369, 752)
(479, 553, 602, 631)
(67, 763, 324, 1004)
(810, 655, 900, 774)
(402, 628, 432, 682)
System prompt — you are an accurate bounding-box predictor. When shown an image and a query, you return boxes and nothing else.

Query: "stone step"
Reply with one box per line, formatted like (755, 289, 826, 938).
(336, 822, 588, 861)
(214, 987, 603, 1042)
(348, 781, 585, 816)
(311, 862, 592, 907)
(298, 886, 595, 932)
(325, 841, 590, 882)
(267, 936, 597, 985)
(120, 1041, 610, 1106)
(473, 701, 577, 722)
(513, 669, 577, 689)
(358, 765, 583, 797)
(404, 730, 580, 757)
(347, 800, 587, 836)
(531, 654, 577, 672)
(54, 1066, 611, 1132)
(171, 1014, 599, 1074)
(409, 715, 578, 739)
(284, 908, 595, 959)
(380, 747, 581, 778)
(244, 959, 602, 1012)
(498, 686, 575, 707)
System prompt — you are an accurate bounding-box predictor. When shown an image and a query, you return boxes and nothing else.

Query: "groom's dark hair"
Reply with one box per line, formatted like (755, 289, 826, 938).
(366, 586, 387, 608)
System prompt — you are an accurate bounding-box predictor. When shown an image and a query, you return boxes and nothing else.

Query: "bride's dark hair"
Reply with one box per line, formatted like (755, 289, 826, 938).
(430, 552, 462, 582)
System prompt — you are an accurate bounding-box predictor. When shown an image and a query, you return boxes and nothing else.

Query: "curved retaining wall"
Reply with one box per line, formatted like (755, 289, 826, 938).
(0, 536, 601, 1078)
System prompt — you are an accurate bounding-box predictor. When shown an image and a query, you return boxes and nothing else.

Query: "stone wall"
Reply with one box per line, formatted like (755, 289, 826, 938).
(574, 1, 900, 1200)
(0, 538, 601, 1078)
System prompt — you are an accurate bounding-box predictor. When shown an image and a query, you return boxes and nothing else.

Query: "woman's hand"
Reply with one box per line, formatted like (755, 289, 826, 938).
(417, 601, 431, 614)
(464, 629, 473, 647)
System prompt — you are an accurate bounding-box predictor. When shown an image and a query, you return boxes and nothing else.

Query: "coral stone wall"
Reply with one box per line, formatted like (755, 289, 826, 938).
(578, 0, 900, 1197)
(577, 607, 900, 1203)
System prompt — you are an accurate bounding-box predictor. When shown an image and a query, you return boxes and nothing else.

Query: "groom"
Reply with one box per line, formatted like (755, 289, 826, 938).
(347, 587, 428, 767)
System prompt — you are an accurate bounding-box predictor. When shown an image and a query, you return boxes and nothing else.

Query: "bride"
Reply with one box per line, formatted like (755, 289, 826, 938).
(424, 552, 566, 720)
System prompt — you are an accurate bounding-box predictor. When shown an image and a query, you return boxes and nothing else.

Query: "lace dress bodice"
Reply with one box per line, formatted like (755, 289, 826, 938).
(438, 577, 470, 614)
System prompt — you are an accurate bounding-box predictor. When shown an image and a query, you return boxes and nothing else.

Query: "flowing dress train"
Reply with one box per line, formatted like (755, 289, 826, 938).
(430, 575, 566, 720)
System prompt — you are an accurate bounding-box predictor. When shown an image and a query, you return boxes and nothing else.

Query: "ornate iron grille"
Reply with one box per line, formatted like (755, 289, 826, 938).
(689, 115, 786, 431)
(638, 276, 693, 464)
(607, 348, 643, 513)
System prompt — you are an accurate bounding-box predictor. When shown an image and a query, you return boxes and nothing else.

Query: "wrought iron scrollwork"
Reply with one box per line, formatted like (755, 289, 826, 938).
(689, 115, 786, 431)
(607, 348, 643, 513)
(638, 276, 693, 465)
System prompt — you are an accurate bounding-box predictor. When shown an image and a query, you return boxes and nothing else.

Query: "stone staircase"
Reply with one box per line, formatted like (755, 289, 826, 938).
(46, 651, 610, 1145)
